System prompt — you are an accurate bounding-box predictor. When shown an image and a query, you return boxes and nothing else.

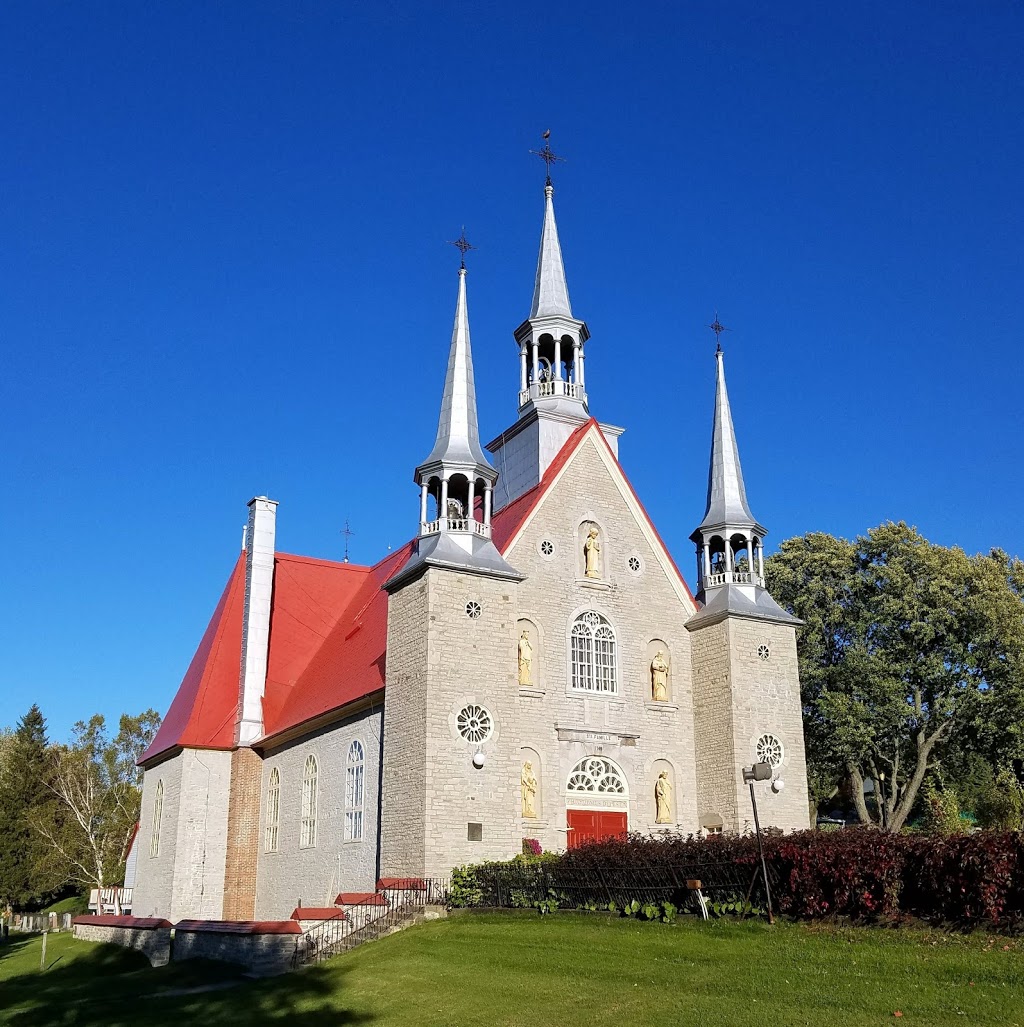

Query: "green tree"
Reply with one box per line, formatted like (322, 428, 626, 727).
(35, 710, 161, 893)
(766, 523, 1024, 832)
(0, 706, 55, 909)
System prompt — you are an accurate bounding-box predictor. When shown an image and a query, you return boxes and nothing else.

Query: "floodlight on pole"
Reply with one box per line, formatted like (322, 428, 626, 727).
(742, 762, 775, 924)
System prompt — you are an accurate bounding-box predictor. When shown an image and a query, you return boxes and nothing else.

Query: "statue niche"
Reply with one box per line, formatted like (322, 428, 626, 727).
(650, 649, 670, 702)
(517, 630, 534, 686)
(583, 525, 602, 579)
(521, 761, 538, 819)
(654, 770, 673, 824)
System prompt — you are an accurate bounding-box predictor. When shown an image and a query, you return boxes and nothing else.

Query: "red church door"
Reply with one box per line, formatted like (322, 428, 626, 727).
(566, 809, 628, 848)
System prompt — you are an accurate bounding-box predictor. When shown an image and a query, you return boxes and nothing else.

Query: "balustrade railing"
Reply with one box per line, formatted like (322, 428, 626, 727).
(704, 569, 763, 588)
(519, 380, 585, 406)
(421, 518, 491, 538)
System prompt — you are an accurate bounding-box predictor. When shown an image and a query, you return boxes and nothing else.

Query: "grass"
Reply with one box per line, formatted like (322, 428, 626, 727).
(40, 895, 89, 916)
(1, 912, 1023, 1026)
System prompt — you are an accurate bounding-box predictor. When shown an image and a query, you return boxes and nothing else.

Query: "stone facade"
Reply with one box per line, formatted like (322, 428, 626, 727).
(71, 916, 172, 966)
(254, 706, 383, 921)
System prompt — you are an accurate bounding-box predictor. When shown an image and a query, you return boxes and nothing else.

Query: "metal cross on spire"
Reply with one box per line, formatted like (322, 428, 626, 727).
(530, 130, 565, 185)
(708, 313, 731, 352)
(448, 227, 476, 268)
(340, 518, 355, 564)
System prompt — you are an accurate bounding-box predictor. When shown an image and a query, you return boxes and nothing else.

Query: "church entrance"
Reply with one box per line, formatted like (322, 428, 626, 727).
(566, 809, 627, 848)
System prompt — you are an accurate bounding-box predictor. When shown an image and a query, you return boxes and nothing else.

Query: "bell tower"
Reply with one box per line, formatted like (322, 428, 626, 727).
(488, 140, 624, 510)
(381, 244, 523, 877)
(686, 325, 811, 835)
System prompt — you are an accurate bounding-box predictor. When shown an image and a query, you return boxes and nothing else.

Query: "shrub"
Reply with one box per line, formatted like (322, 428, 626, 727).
(975, 770, 1024, 831)
(920, 781, 966, 836)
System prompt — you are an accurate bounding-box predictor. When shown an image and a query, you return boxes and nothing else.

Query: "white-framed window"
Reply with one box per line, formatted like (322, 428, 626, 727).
(150, 779, 163, 857)
(566, 756, 627, 795)
(345, 741, 365, 842)
(756, 733, 784, 768)
(456, 704, 493, 743)
(265, 767, 280, 852)
(570, 611, 617, 693)
(300, 754, 318, 848)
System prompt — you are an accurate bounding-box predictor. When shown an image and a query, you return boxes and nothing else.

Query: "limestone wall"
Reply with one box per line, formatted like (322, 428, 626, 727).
(71, 916, 172, 966)
(131, 755, 183, 919)
(254, 706, 384, 921)
(173, 921, 300, 977)
(501, 431, 701, 849)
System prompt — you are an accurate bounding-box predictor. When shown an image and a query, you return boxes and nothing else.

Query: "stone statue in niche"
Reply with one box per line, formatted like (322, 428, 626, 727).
(655, 771, 673, 824)
(583, 526, 602, 578)
(521, 761, 538, 818)
(517, 630, 534, 686)
(650, 650, 670, 702)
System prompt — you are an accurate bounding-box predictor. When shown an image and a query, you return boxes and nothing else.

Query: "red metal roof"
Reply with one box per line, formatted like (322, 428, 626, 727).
(142, 419, 692, 764)
(335, 892, 387, 906)
(290, 907, 347, 921)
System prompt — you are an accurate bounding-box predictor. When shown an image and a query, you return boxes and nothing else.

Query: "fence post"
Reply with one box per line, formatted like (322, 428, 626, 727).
(39, 931, 47, 971)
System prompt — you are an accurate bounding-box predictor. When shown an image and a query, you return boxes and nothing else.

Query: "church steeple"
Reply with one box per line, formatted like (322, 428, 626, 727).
(415, 259, 497, 540)
(513, 155, 590, 417)
(689, 333, 768, 600)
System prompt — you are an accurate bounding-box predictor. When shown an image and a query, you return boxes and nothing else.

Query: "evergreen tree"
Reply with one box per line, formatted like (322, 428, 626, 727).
(0, 705, 54, 909)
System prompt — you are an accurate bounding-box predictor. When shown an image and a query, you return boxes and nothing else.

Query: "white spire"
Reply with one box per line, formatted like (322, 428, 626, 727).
(529, 184, 573, 319)
(694, 348, 760, 533)
(419, 266, 493, 470)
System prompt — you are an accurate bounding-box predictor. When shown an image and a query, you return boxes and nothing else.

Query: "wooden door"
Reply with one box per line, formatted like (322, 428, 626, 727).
(566, 809, 628, 848)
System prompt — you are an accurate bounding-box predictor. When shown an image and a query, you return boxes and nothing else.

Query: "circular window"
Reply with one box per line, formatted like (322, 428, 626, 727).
(627, 555, 642, 574)
(538, 539, 556, 560)
(757, 644, 770, 661)
(465, 601, 482, 619)
(457, 704, 492, 743)
(756, 733, 784, 768)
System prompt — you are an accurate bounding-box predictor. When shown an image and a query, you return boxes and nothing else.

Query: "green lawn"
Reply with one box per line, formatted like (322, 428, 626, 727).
(2, 913, 1023, 1026)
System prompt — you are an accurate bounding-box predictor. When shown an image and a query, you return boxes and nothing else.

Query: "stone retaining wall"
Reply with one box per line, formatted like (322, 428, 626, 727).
(71, 915, 172, 966)
(173, 920, 301, 976)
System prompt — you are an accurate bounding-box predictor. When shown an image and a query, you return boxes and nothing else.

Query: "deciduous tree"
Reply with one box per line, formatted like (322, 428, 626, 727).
(766, 523, 1024, 832)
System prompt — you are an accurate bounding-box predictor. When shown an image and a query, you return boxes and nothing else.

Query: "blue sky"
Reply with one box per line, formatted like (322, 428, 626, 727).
(2, 2, 1022, 739)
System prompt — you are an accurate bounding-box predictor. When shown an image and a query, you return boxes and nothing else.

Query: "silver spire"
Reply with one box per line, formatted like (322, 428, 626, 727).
(693, 348, 761, 534)
(529, 184, 573, 319)
(419, 266, 494, 471)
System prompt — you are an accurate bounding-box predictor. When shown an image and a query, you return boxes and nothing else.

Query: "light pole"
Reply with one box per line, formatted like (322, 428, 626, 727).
(878, 772, 888, 831)
(742, 762, 775, 924)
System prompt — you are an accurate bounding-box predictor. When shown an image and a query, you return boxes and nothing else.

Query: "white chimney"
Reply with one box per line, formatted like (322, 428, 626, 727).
(237, 496, 278, 745)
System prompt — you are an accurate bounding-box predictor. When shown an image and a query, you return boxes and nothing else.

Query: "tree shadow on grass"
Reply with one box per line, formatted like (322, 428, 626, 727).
(1, 943, 374, 1027)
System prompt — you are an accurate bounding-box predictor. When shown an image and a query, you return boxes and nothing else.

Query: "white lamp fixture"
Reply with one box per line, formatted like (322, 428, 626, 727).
(772, 779, 785, 793)
(472, 750, 486, 768)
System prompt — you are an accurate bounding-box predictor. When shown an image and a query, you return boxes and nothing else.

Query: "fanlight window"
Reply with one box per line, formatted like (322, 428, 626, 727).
(566, 757, 627, 795)
(265, 767, 280, 852)
(150, 779, 163, 857)
(300, 754, 318, 848)
(345, 741, 365, 842)
(570, 611, 617, 693)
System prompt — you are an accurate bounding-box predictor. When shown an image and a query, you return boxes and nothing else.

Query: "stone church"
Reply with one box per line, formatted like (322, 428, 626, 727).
(132, 176, 810, 923)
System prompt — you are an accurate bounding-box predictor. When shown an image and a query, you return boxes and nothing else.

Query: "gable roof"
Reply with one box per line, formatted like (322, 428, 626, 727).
(142, 419, 695, 764)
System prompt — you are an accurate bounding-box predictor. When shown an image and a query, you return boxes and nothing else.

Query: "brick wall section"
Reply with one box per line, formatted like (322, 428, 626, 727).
(380, 581, 430, 877)
(503, 433, 700, 846)
(222, 746, 263, 920)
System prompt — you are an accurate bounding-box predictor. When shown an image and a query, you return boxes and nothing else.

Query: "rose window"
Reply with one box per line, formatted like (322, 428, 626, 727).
(457, 705, 493, 743)
(465, 601, 482, 619)
(757, 645, 770, 661)
(627, 556, 641, 573)
(566, 756, 627, 794)
(755, 733, 784, 768)
(540, 540, 555, 557)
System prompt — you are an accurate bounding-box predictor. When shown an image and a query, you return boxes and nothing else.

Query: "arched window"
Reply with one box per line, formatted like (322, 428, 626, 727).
(345, 741, 365, 842)
(300, 754, 318, 848)
(150, 779, 163, 857)
(570, 611, 617, 693)
(566, 757, 627, 795)
(265, 767, 280, 853)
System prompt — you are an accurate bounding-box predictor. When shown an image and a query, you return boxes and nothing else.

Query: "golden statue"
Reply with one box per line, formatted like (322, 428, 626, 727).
(650, 649, 669, 701)
(521, 761, 538, 818)
(655, 771, 673, 824)
(517, 630, 534, 686)
(583, 527, 602, 578)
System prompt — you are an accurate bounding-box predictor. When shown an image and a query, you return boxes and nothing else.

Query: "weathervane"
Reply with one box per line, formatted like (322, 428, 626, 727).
(530, 129, 565, 185)
(340, 518, 355, 564)
(708, 313, 730, 352)
(448, 226, 476, 269)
